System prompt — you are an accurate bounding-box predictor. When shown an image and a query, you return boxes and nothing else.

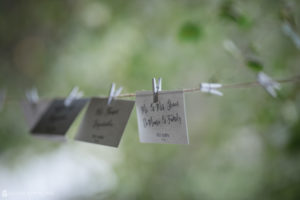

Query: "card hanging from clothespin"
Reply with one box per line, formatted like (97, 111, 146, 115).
(64, 86, 84, 107)
(26, 87, 39, 104)
(152, 77, 162, 103)
(200, 83, 223, 96)
(135, 80, 189, 144)
(75, 82, 134, 147)
(257, 72, 280, 98)
(107, 83, 123, 105)
(31, 87, 87, 137)
(0, 89, 6, 111)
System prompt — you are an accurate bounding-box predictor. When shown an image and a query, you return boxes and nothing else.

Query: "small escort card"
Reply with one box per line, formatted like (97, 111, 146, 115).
(31, 98, 88, 137)
(135, 90, 189, 144)
(75, 98, 135, 147)
(21, 99, 52, 130)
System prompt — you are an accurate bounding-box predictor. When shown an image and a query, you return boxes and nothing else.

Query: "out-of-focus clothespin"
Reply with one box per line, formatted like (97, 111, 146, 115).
(223, 39, 243, 60)
(107, 83, 123, 105)
(282, 22, 300, 49)
(280, 3, 300, 49)
(64, 86, 84, 107)
(26, 87, 39, 104)
(257, 72, 280, 98)
(152, 77, 162, 103)
(200, 83, 223, 96)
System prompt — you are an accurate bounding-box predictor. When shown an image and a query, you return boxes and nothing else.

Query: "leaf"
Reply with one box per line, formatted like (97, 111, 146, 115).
(178, 22, 202, 42)
(220, 1, 252, 28)
(246, 59, 264, 72)
(287, 121, 300, 154)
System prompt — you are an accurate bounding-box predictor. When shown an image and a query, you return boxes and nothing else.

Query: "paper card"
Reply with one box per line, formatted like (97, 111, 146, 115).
(136, 90, 189, 144)
(75, 98, 135, 147)
(31, 98, 88, 137)
(21, 99, 52, 130)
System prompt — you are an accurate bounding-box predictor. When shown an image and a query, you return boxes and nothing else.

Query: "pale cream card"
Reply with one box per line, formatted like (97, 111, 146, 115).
(75, 98, 135, 147)
(136, 90, 189, 144)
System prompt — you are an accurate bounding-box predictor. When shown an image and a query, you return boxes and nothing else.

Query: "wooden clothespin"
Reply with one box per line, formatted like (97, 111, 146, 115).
(64, 86, 84, 107)
(152, 77, 162, 103)
(107, 83, 123, 105)
(200, 83, 223, 96)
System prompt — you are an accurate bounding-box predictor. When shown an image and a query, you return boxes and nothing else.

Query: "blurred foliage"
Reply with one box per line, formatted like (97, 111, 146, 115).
(0, 0, 300, 200)
(178, 22, 203, 42)
(246, 59, 264, 72)
(220, 0, 252, 28)
(279, 3, 297, 28)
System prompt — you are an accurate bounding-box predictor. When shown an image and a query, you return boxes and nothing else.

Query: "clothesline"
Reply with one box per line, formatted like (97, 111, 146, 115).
(117, 75, 300, 98)
(0, 75, 299, 104)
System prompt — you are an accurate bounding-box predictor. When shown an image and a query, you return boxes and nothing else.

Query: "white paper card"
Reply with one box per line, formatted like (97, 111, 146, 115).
(21, 99, 52, 130)
(75, 98, 135, 147)
(136, 90, 189, 144)
(31, 98, 88, 137)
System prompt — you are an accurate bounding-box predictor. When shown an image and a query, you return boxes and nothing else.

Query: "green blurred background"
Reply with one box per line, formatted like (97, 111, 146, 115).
(0, 0, 300, 199)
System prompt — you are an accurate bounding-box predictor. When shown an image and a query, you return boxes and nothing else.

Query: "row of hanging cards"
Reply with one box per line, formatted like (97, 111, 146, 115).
(22, 97, 135, 146)
(21, 90, 189, 147)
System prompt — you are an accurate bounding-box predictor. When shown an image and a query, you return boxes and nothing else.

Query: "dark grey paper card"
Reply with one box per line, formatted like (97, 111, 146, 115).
(31, 98, 88, 136)
(136, 90, 189, 144)
(21, 100, 52, 130)
(75, 98, 135, 147)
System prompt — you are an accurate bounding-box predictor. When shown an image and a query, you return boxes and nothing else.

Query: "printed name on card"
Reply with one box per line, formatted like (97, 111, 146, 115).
(21, 99, 52, 130)
(75, 98, 135, 147)
(31, 98, 88, 137)
(135, 90, 189, 144)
